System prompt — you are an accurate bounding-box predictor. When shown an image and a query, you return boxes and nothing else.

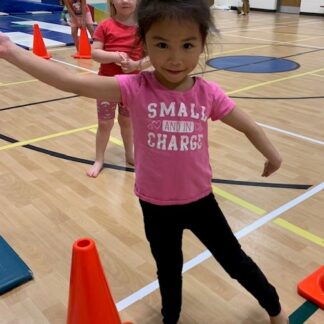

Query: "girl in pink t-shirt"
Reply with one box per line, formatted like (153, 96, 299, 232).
(87, 0, 150, 178)
(0, 1, 287, 323)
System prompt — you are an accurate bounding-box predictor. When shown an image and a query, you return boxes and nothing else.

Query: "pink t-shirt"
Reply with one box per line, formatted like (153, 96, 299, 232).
(116, 72, 235, 206)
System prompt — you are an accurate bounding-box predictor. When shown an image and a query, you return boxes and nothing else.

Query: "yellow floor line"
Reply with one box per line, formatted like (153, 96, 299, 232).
(212, 185, 266, 215)
(274, 218, 324, 247)
(89, 122, 123, 146)
(227, 67, 324, 95)
(110, 137, 123, 146)
(312, 73, 324, 78)
(0, 124, 97, 151)
(0, 71, 90, 87)
(0, 79, 38, 87)
(89, 128, 123, 147)
(210, 44, 270, 56)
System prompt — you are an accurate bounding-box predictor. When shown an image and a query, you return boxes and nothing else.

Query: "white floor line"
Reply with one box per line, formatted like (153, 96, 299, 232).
(116, 183, 324, 311)
(257, 122, 324, 146)
(216, 15, 319, 30)
(50, 58, 97, 74)
(220, 19, 322, 35)
(222, 32, 324, 50)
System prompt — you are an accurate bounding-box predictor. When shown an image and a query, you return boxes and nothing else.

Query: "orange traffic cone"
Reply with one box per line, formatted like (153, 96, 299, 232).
(66, 238, 133, 324)
(32, 24, 51, 59)
(298, 265, 324, 309)
(73, 27, 91, 59)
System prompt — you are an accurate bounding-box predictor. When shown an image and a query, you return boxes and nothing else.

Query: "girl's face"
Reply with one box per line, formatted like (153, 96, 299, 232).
(111, 0, 136, 17)
(144, 19, 204, 90)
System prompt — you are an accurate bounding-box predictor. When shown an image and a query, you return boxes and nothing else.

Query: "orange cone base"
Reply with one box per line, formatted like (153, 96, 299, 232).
(72, 53, 91, 59)
(298, 265, 324, 309)
(71, 27, 91, 59)
(40, 54, 51, 59)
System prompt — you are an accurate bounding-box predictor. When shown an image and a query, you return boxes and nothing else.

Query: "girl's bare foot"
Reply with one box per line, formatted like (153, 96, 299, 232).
(270, 309, 289, 324)
(126, 154, 134, 166)
(87, 161, 104, 178)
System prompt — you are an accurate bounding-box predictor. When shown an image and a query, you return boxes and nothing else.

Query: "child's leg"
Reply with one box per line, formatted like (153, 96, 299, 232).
(187, 193, 287, 322)
(86, 23, 94, 38)
(246, 0, 250, 13)
(270, 309, 289, 324)
(84, 8, 94, 38)
(71, 26, 79, 50)
(87, 100, 116, 178)
(243, 0, 249, 14)
(118, 103, 134, 165)
(140, 200, 184, 324)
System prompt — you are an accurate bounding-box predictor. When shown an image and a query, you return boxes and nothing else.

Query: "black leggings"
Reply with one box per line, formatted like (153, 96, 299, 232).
(140, 193, 281, 324)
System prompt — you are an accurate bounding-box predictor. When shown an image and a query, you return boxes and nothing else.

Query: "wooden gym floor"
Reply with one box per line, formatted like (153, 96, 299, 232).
(0, 8, 323, 324)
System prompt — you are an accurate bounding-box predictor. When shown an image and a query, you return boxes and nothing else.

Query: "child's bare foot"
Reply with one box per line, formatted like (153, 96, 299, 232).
(126, 154, 134, 166)
(87, 161, 104, 178)
(270, 309, 288, 324)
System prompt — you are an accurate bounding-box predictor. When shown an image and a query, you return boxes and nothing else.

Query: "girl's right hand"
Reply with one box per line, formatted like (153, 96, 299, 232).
(262, 157, 282, 177)
(114, 52, 128, 66)
(117, 52, 128, 63)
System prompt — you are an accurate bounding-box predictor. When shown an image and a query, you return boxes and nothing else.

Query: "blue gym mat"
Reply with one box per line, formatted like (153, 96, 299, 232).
(0, 12, 74, 49)
(0, 235, 33, 294)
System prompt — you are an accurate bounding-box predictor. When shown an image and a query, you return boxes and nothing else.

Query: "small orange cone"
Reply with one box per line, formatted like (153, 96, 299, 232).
(66, 238, 133, 324)
(298, 265, 324, 309)
(72, 27, 91, 59)
(32, 24, 51, 59)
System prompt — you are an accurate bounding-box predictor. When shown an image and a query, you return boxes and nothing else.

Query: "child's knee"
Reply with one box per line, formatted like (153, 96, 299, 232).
(98, 119, 114, 131)
(71, 28, 78, 37)
(118, 115, 131, 128)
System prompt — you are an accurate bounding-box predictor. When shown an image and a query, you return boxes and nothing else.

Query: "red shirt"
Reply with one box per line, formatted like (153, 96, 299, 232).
(93, 18, 144, 76)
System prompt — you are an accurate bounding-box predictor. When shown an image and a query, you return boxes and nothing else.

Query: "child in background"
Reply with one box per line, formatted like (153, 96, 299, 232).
(63, 0, 94, 51)
(237, 0, 250, 15)
(0, 0, 288, 323)
(87, 0, 150, 178)
(59, 0, 70, 25)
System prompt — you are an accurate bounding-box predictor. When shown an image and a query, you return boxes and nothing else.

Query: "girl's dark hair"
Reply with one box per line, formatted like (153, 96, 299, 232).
(136, 0, 216, 46)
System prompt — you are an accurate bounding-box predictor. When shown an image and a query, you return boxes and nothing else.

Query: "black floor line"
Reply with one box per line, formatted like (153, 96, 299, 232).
(0, 95, 79, 112)
(0, 133, 312, 190)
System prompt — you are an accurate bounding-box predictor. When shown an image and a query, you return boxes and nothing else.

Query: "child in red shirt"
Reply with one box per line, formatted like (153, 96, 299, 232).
(87, 0, 150, 177)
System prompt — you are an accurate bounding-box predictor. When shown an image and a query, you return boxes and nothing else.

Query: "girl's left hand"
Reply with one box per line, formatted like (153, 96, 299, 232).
(120, 57, 138, 73)
(262, 159, 282, 177)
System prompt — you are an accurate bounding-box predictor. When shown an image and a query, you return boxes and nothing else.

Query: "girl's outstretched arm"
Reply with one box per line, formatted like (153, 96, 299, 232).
(221, 107, 282, 177)
(0, 32, 121, 102)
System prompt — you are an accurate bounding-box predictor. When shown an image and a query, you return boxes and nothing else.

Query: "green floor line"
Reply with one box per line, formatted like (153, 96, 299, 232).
(289, 301, 319, 324)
